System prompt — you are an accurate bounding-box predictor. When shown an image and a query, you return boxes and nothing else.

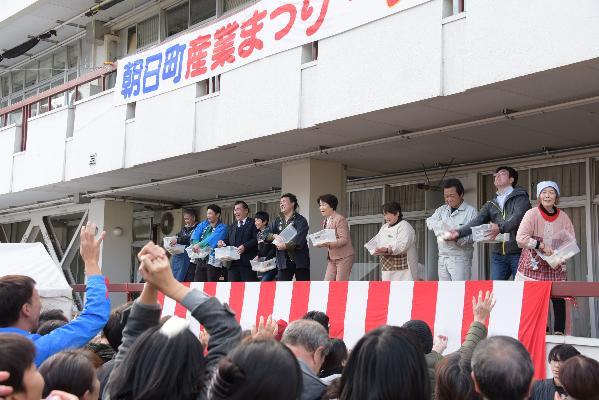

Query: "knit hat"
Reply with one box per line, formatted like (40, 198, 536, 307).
(402, 320, 433, 354)
(537, 181, 560, 198)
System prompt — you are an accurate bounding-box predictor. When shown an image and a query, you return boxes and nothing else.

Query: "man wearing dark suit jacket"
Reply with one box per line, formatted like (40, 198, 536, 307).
(218, 201, 258, 282)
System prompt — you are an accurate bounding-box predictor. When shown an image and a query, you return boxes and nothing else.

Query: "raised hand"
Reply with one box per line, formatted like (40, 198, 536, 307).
(79, 221, 105, 276)
(0, 371, 13, 398)
(432, 335, 448, 354)
(251, 315, 278, 340)
(473, 290, 496, 324)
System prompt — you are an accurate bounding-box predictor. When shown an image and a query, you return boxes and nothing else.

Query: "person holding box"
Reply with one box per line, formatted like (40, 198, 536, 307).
(372, 201, 418, 281)
(315, 194, 354, 281)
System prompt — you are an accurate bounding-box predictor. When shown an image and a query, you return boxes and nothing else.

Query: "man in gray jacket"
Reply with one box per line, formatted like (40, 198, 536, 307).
(448, 166, 531, 280)
(282, 319, 330, 400)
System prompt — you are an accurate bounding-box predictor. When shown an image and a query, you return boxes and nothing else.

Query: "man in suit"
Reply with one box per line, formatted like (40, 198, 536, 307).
(218, 201, 258, 281)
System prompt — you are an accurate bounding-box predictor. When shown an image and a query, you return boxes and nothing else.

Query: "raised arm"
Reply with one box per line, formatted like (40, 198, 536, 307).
(34, 222, 110, 366)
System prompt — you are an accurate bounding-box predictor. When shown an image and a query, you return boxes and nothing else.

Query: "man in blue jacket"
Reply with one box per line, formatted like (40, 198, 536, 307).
(0, 221, 111, 366)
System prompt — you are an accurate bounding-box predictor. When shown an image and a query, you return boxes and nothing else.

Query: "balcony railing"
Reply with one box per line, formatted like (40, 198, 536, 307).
(0, 63, 117, 152)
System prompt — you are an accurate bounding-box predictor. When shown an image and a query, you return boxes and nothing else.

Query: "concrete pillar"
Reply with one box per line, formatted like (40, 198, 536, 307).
(281, 159, 346, 280)
(88, 199, 133, 306)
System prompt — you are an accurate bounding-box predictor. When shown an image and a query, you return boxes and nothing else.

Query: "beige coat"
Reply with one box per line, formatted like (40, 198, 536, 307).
(323, 211, 354, 260)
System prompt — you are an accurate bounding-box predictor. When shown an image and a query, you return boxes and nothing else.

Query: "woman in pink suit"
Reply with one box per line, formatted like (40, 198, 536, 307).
(316, 194, 355, 281)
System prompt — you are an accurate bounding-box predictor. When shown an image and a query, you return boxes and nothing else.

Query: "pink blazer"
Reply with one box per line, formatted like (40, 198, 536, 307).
(323, 212, 354, 260)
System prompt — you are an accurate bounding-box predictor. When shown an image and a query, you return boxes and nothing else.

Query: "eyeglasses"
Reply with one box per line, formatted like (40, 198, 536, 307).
(493, 170, 509, 177)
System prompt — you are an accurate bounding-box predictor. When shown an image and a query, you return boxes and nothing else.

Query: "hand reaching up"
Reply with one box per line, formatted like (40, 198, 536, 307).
(473, 290, 496, 324)
(432, 335, 448, 354)
(79, 221, 105, 276)
(251, 315, 278, 340)
(137, 242, 189, 302)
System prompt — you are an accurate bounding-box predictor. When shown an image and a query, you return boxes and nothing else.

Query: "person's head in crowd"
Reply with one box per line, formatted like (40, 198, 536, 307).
(182, 209, 197, 227)
(254, 211, 269, 231)
(0, 333, 45, 400)
(442, 178, 466, 209)
(37, 319, 68, 336)
(108, 316, 205, 400)
(280, 193, 298, 216)
(39, 309, 69, 325)
(233, 201, 250, 222)
(382, 201, 403, 225)
(302, 310, 330, 333)
(0, 275, 42, 332)
(102, 302, 133, 352)
(206, 204, 222, 224)
(39, 349, 99, 400)
(494, 166, 518, 190)
(207, 338, 302, 400)
(337, 326, 430, 400)
(559, 355, 599, 400)
(319, 338, 348, 379)
(84, 342, 113, 366)
(402, 320, 433, 354)
(471, 336, 533, 400)
(317, 194, 339, 218)
(282, 319, 330, 375)
(548, 344, 580, 388)
(435, 353, 479, 400)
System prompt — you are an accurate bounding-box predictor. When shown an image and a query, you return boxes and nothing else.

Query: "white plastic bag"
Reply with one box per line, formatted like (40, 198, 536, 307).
(471, 224, 509, 243)
(274, 224, 297, 245)
(163, 236, 185, 255)
(308, 229, 336, 246)
(538, 235, 580, 269)
(186, 245, 212, 260)
(251, 258, 277, 273)
(215, 246, 240, 261)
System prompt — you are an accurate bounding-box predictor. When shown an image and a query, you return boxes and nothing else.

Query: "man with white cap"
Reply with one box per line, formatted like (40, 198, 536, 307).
(515, 180, 576, 334)
(448, 166, 531, 280)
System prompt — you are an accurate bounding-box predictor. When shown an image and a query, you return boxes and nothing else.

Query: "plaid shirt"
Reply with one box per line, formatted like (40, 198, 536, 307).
(380, 253, 409, 272)
(517, 235, 567, 281)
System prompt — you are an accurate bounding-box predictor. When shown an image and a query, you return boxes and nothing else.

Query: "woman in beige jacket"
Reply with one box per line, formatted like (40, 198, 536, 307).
(316, 194, 355, 281)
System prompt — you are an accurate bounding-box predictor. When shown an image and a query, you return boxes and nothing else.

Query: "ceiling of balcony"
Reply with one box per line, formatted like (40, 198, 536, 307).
(1, 57, 599, 212)
(0, 0, 152, 70)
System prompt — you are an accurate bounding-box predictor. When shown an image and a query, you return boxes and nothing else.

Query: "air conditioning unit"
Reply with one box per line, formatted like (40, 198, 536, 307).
(157, 209, 183, 243)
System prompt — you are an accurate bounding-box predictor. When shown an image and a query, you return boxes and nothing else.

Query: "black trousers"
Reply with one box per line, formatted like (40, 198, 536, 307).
(552, 298, 566, 333)
(277, 259, 310, 281)
(192, 260, 222, 282)
(228, 265, 258, 282)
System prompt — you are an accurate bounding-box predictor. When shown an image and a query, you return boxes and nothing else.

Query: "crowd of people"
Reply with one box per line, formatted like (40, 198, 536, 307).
(0, 223, 598, 399)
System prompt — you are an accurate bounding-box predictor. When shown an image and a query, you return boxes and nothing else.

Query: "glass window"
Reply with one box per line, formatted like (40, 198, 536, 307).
(530, 163, 586, 199)
(224, 0, 251, 12)
(387, 184, 425, 212)
(8, 109, 22, 125)
(11, 71, 24, 93)
(39, 55, 52, 82)
(50, 92, 65, 110)
(0, 99, 7, 109)
(67, 42, 79, 69)
(191, 0, 216, 25)
(137, 15, 159, 48)
(350, 223, 381, 280)
(53, 48, 67, 77)
(78, 78, 102, 100)
(349, 188, 383, 217)
(25, 63, 38, 89)
(0, 74, 9, 98)
(166, 2, 189, 37)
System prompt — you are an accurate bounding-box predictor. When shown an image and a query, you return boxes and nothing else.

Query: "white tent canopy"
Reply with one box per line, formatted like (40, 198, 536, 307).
(0, 243, 74, 319)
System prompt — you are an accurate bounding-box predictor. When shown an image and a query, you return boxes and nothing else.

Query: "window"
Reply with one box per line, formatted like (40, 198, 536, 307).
(53, 48, 67, 77)
(0, 75, 9, 98)
(443, 0, 465, 18)
(530, 163, 586, 199)
(25, 66, 38, 89)
(166, 2, 190, 37)
(386, 184, 425, 212)
(191, 0, 216, 25)
(350, 223, 381, 281)
(67, 42, 79, 70)
(224, 0, 252, 12)
(196, 75, 220, 97)
(301, 41, 318, 64)
(137, 15, 160, 48)
(39, 55, 52, 82)
(349, 188, 383, 217)
(11, 71, 24, 93)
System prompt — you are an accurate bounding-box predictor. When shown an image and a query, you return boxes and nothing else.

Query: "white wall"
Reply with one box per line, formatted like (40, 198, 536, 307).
(128, 84, 196, 166)
(0, 0, 39, 24)
(65, 91, 128, 180)
(301, 0, 443, 126)
(0, 125, 19, 195)
(11, 108, 70, 192)
(195, 48, 302, 151)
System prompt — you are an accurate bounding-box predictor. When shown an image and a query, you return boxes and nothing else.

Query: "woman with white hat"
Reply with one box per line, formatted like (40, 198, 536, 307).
(515, 181, 576, 334)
